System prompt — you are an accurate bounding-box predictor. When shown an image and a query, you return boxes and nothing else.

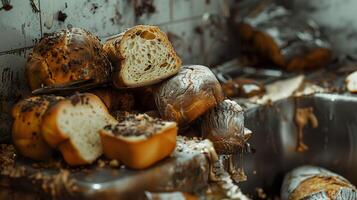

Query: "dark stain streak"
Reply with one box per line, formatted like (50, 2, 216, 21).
(29, 0, 40, 13)
(0, 0, 13, 11)
(57, 11, 68, 22)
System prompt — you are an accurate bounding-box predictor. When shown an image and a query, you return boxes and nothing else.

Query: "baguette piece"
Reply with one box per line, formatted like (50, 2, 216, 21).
(26, 28, 112, 91)
(12, 95, 64, 160)
(41, 93, 117, 165)
(154, 65, 224, 127)
(281, 166, 356, 200)
(103, 25, 182, 88)
(99, 113, 177, 169)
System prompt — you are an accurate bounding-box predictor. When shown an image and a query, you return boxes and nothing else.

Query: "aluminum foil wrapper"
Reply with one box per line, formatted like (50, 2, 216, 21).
(234, 0, 332, 70)
(281, 166, 357, 200)
(200, 99, 248, 155)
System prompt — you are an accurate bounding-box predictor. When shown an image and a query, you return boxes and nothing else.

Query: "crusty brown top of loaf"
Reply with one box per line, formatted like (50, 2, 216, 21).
(26, 28, 112, 90)
(155, 65, 224, 125)
(290, 175, 355, 200)
(12, 95, 63, 117)
(103, 114, 167, 138)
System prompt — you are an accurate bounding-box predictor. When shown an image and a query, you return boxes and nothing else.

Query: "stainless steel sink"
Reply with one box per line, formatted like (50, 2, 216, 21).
(239, 93, 357, 198)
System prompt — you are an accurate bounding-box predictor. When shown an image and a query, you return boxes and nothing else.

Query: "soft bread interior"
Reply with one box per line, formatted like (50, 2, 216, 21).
(121, 28, 179, 86)
(57, 99, 113, 163)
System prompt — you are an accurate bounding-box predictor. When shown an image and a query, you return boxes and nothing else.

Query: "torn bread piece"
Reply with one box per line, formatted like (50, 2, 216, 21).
(103, 25, 182, 88)
(346, 71, 357, 93)
(99, 113, 177, 169)
(41, 93, 117, 165)
(12, 95, 64, 160)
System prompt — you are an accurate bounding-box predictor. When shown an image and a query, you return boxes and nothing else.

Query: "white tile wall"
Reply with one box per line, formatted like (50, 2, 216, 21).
(0, 0, 41, 52)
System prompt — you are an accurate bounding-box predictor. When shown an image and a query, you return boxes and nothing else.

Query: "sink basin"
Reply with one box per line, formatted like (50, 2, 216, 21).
(240, 93, 357, 198)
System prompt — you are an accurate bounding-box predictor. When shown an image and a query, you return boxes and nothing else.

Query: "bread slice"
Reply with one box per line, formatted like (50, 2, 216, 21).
(103, 25, 182, 88)
(41, 93, 117, 165)
(99, 113, 177, 169)
(12, 95, 64, 160)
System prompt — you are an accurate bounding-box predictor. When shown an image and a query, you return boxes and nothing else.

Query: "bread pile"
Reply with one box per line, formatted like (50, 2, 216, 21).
(12, 25, 250, 169)
(232, 1, 332, 71)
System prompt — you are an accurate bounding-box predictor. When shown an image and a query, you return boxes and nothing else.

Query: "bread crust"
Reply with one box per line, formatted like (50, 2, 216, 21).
(154, 65, 224, 127)
(91, 88, 135, 112)
(103, 25, 182, 88)
(100, 121, 177, 169)
(26, 28, 112, 91)
(41, 93, 116, 165)
(200, 100, 247, 155)
(12, 96, 63, 160)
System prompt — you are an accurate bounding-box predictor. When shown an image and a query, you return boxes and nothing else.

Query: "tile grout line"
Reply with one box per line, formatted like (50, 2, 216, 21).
(38, 0, 43, 37)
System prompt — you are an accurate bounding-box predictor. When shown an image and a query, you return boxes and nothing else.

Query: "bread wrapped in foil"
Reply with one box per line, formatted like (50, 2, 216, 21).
(233, 0, 332, 71)
(281, 166, 357, 200)
(200, 99, 250, 154)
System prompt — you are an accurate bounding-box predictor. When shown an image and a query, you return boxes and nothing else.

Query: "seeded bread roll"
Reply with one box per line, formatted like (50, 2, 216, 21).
(99, 113, 177, 169)
(200, 100, 251, 154)
(91, 89, 135, 112)
(41, 93, 117, 165)
(103, 25, 182, 88)
(26, 28, 112, 91)
(281, 166, 357, 200)
(154, 65, 224, 127)
(11, 95, 64, 160)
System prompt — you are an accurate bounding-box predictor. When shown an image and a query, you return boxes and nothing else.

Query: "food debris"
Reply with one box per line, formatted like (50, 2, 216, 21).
(346, 71, 357, 93)
(294, 107, 318, 152)
(255, 187, 267, 199)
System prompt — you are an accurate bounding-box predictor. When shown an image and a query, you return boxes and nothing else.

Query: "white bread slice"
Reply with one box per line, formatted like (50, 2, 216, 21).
(103, 25, 182, 88)
(99, 113, 177, 169)
(41, 93, 117, 165)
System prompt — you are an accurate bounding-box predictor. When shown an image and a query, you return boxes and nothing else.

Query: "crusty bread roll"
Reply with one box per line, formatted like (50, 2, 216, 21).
(103, 25, 182, 88)
(91, 89, 135, 112)
(200, 99, 250, 154)
(26, 28, 112, 91)
(281, 166, 357, 200)
(99, 113, 177, 169)
(12, 95, 64, 160)
(154, 65, 224, 127)
(41, 93, 117, 165)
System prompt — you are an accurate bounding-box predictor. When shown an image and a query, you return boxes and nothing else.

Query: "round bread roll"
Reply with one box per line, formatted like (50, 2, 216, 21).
(154, 65, 224, 127)
(200, 99, 249, 154)
(281, 166, 357, 200)
(12, 95, 64, 160)
(26, 28, 112, 91)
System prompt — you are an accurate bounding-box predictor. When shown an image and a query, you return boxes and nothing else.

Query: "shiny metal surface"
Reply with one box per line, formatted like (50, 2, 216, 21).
(240, 93, 357, 198)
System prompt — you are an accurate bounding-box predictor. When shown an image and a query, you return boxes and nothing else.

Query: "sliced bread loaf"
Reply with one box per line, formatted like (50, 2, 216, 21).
(103, 25, 182, 88)
(99, 113, 177, 169)
(41, 93, 117, 165)
(12, 95, 64, 160)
